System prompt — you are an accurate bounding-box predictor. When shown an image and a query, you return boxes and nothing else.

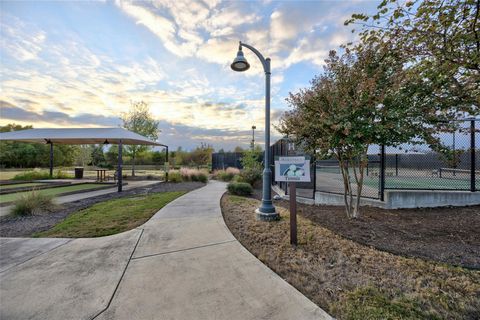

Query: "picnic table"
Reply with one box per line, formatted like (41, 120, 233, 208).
(95, 169, 107, 182)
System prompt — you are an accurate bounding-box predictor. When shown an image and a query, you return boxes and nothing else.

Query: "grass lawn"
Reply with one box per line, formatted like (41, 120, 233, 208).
(35, 191, 185, 238)
(0, 170, 27, 180)
(0, 182, 46, 190)
(221, 194, 480, 320)
(0, 183, 111, 204)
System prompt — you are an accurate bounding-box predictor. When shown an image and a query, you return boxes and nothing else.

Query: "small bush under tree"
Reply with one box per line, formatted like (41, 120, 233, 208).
(227, 182, 253, 196)
(239, 167, 262, 188)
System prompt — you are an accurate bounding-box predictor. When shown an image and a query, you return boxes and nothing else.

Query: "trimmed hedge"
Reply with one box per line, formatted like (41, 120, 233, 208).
(227, 182, 253, 196)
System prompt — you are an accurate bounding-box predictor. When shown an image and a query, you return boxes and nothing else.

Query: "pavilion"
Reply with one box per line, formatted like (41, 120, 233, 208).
(0, 127, 168, 192)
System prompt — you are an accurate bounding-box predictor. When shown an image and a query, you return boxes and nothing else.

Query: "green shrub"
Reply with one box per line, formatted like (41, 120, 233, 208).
(217, 171, 233, 181)
(240, 167, 262, 188)
(168, 171, 182, 183)
(11, 190, 55, 216)
(194, 171, 208, 183)
(227, 182, 253, 196)
(13, 169, 73, 181)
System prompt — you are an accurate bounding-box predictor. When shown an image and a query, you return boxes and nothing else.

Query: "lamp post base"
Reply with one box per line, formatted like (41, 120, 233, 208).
(255, 208, 280, 221)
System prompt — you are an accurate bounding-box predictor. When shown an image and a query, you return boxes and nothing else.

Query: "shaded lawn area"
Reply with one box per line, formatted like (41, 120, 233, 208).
(222, 194, 480, 320)
(0, 183, 111, 204)
(35, 191, 185, 238)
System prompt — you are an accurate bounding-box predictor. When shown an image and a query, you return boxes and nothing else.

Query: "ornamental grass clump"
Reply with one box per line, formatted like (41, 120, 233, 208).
(168, 171, 182, 183)
(214, 167, 240, 182)
(12, 190, 56, 216)
(179, 167, 208, 183)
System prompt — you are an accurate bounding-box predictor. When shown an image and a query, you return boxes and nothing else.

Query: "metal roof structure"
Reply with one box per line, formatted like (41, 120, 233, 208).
(0, 127, 162, 146)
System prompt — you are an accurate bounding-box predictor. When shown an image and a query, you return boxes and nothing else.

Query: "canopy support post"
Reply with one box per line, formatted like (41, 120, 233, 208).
(165, 146, 169, 182)
(49, 142, 53, 178)
(118, 140, 123, 192)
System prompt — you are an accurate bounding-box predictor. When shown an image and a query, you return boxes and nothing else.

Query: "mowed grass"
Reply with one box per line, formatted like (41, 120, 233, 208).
(0, 170, 26, 180)
(35, 191, 185, 238)
(0, 182, 46, 190)
(0, 183, 111, 204)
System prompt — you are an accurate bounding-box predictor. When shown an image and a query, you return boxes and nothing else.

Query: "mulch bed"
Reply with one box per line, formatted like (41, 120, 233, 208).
(254, 190, 480, 269)
(0, 182, 205, 237)
(222, 193, 480, 320)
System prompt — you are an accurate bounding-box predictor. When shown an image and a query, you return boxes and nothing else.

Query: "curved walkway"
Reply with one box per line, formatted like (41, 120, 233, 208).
(0, 181, 331, 320)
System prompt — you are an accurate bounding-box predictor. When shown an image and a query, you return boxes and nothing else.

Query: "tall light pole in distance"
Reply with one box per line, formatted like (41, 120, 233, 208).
(231, 41, 278, 221)
(251, 125, 256, 150)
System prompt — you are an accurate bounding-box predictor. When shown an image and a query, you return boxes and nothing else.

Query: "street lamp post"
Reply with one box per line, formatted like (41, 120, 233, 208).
(231, 41, 278, 221)
(251, 125, 256, 150)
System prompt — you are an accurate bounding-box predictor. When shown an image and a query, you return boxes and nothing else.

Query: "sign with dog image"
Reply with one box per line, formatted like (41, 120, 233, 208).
(274, 156, 311, 182)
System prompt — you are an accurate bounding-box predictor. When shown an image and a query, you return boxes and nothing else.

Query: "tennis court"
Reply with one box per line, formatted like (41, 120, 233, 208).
(316, 164, 479, 198)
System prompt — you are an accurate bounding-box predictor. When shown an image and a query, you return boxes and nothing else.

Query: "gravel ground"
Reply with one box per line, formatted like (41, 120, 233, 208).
(0, 181, 205, 237)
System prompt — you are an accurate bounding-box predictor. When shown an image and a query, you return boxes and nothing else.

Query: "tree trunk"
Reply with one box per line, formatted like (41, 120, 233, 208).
(339, 157, 353, 218)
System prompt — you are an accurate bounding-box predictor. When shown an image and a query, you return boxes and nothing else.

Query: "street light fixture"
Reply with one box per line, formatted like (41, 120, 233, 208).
(251, 125, 256, 150)
(231, 41, 278, 221)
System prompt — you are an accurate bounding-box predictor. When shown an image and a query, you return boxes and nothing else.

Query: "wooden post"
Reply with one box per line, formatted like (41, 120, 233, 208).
(118, 140, 123, 193)
(289, 182, 297, 246)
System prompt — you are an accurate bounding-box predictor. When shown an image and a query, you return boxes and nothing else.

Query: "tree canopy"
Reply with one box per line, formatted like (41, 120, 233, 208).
(121, 101, 160, 176)
(279, 0, 479, 218)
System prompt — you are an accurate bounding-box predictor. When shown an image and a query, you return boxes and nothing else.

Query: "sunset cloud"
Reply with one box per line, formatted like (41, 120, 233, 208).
(0, 0, 378, 150)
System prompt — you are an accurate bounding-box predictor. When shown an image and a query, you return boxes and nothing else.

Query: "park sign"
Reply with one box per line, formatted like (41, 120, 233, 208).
(274, 156, 311, 182)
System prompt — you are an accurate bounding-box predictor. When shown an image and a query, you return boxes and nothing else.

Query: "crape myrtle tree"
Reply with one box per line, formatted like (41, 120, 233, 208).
(279, 45, 435, 218)
(121, 101, 160, 176)
(346, 0, 479, 119)
(346, 0, 480, 164)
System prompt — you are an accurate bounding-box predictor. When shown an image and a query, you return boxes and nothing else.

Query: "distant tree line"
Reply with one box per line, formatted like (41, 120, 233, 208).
(0, 123, 254, 169)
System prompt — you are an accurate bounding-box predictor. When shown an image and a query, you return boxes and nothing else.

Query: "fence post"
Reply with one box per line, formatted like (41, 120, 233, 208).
(471, 120, 476, 192)
(395, 154, 399, 176)
(379, 145, 386, 201)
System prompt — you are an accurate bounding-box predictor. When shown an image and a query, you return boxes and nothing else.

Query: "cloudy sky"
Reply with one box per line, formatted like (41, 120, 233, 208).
(0, 0, 378, 150)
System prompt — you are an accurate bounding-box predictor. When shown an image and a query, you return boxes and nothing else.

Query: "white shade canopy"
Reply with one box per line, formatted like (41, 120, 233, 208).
(0, 127, 163, 146)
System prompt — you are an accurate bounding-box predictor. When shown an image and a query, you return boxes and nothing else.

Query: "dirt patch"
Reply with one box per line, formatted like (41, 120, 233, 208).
(222, 194, 480, 319)
(0, 181, 204, 237)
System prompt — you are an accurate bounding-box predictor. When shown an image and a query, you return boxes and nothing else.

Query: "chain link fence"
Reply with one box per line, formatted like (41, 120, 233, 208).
(272, 119, 479, 200)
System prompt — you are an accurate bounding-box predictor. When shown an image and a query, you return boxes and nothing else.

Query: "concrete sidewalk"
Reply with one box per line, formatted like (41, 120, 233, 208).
(0, 181, 331, 320)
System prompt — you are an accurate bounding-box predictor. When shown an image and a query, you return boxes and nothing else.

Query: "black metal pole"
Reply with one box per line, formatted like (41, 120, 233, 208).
(49, 142, 53, 178)
(380, 145, 385, 201)
(471, 120, 476, 192)
(395, 154, 398, 176)
(165, 146, 169, 182)
(118, 140, 123, 192)
(312, 151, 316, 199)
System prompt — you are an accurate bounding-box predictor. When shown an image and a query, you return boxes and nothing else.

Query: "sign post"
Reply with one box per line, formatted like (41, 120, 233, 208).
(274, 156, 311, 246)
(289, 181, 297, 245)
